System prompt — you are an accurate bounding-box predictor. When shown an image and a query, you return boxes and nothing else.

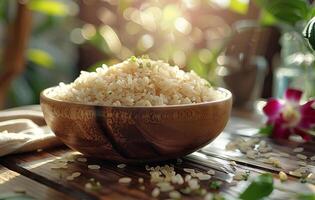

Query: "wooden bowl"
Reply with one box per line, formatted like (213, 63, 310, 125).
(40, 87, 232, 163)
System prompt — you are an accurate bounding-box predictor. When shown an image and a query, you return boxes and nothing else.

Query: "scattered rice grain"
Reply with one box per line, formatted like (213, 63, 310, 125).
(196, 173, 211, 181)
(118, 177, 132, 184)
(77, 157, 87, 162)
(152, 188, 160, 197)
(289, 171, 303, 177)
(204, 193, 213, 200)
(72, 172, 81, 178)
(185, 175, 192, 182)
(279, 171, 288, 182)
(233, 170, 249, 181)
(117, 163, 126, 169)
(169, 191, 181, 199)
(229, 161, 237, 166)
(293, 147, 304, 153)
(85, 183, 92, 189)
(138, 177, 144, 184)
(171, 174, 184, 185)
(158, 182, 174, 192)
(188, 179, 200, 190)
(298, 161, 307, 166)
(183, 168, 195, 174)
(88, 165, 101, 170)
(66, 176, 74, 181)
(296, 154, 307, 160)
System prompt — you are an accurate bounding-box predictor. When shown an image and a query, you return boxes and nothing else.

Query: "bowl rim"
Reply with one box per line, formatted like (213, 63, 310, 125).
(40, 86, 232, 109)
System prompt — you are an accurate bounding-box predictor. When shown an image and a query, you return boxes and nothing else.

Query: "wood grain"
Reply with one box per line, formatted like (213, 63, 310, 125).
(0, 164, 73, 200)
(1, 139, 314, 200)
(0, 114, 314, 200)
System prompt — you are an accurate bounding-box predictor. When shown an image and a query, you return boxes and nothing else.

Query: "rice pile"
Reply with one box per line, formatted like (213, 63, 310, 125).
(47, 57, 223, 106)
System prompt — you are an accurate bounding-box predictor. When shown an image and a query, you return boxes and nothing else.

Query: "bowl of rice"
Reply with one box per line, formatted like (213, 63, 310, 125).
(40, 57, 232, 163)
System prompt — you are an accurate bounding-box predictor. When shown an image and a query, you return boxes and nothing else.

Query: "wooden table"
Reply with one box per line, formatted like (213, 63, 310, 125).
(0, 112, 314, 200)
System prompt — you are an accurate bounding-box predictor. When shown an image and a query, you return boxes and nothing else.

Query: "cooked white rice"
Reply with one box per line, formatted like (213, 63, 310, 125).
(47, 57, 223, 106)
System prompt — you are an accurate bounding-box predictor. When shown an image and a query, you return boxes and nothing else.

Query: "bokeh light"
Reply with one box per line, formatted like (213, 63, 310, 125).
(99, 25, 121, 54)
(175, 17, 192, 35)
(81, 24, 96, 40)
(138, 34, 154, 51)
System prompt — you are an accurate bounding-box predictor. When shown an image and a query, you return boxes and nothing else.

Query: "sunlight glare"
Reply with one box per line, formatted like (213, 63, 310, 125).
(100, 25, 122, 54)
(175, 17, 192, 35)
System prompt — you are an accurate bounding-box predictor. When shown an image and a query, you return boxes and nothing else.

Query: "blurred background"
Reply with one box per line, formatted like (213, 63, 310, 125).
(0, 0, 314, 109)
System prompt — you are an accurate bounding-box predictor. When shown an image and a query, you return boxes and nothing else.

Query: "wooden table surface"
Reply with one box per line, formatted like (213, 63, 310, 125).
(0, 111, 314, 200)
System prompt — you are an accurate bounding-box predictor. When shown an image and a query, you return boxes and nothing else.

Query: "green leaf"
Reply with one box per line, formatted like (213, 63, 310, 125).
(307, 7, 315, 20)
(0, 0, 13, 24)
(303, 17, 315, 51)
(296, 194, 315, 200)
(187, 54, 208, 80)
(259, 9, 278, 26)
(239, 173, 274, 200)
(130, 56, 137, 63)
(27, 0, 69, 16)
(255, 0, 310, 25)
(86, 60, 106, 72)
(33, 16, 57, 35)
(87, 30, 111, 54)
(0, 0, 8, 22)
(209, 180, 222, 190)
(259, 125, 273, 136)
(229, 0, 249, 15)
(27, 48, 54, 69)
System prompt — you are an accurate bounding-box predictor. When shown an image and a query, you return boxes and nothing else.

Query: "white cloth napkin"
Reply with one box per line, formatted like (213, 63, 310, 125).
(0, 107, 61, 157)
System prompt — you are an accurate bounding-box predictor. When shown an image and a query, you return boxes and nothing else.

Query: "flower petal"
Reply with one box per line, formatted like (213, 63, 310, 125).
(299, 100, 315, 129)
(263, 98, 283, 122)
(284, 88, 303, 102)
(271, 119, 291, 139)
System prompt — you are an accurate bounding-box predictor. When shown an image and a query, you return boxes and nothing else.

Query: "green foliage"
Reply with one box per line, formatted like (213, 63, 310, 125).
(229, 0, 249, 15)
(209, 180, 222, 190)
(297, 194, 315, 200)
(0, 0, 77, 107)
(239, 173, 274, 200)
(187, 53, 209, 80)
(87, 30, 111, 55)
(86, 60, 107, 72)
(27, 49, 54, 69)
(255, 0, 311, 25)
(259, 9, 278, 26)
(259, 125, 273, 136)
(33, 16, 59, 36)
(303, 17, 315, 52)
(0, 0, 8, 22)
(27, 0, 69, 16)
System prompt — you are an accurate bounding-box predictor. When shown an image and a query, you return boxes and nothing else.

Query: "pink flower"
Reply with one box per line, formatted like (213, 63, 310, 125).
(262, 88, 315, 141)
